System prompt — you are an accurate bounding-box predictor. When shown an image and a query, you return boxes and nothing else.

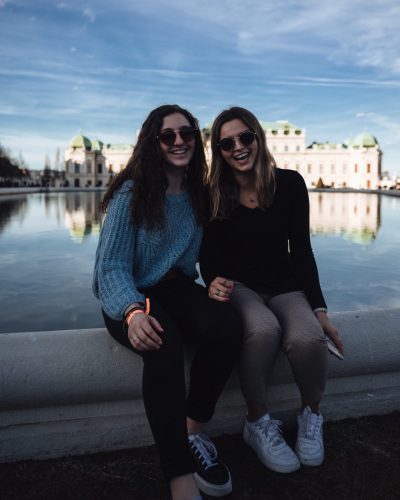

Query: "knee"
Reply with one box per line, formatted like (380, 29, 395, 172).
(283, 324, 325, 354)
(201, 303, 243, 347)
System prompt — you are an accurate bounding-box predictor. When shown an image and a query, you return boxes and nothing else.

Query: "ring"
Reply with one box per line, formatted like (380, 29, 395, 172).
(216, 289, 221, 297)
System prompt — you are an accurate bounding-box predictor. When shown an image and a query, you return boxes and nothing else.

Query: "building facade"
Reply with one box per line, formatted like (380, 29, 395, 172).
(64, 135, 133, 188)
(65, 121, 382, 190)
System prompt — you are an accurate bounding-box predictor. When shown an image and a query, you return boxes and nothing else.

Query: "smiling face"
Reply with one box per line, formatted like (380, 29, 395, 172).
(218, 118, 258, 177)
(158, 112, 195, 169)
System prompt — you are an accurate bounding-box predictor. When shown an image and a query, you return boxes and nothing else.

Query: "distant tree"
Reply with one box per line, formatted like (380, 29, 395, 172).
(0, 142, 25, 184)
(316, 177, 325, 189)
(43, 154, 52, 186)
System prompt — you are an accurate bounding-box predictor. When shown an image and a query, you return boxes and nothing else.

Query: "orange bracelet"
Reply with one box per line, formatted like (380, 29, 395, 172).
(126, 298, 151, 326)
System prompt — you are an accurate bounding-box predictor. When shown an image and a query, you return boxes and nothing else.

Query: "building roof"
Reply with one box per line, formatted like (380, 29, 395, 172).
(70, 134, 92, 150)
(345, 132, 379, 148)
(91, 139, 104, 151)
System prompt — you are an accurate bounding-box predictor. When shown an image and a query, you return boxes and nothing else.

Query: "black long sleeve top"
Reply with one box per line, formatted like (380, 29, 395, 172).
(199, 168, 327, 310)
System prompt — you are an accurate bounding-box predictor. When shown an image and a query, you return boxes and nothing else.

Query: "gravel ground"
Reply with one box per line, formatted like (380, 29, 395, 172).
(1, 412, 399, 500)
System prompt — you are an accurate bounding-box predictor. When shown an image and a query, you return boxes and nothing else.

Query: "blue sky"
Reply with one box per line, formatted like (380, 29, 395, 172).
(1, 0, 399, 175)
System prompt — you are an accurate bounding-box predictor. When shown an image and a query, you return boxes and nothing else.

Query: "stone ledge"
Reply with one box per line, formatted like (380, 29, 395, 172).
(0, 308, 399, 463)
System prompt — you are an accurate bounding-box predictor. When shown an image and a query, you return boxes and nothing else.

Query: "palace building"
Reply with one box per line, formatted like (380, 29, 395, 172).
(64, 121, 382, 189)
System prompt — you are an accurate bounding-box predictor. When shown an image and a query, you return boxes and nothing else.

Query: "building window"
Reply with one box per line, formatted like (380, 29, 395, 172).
(319, 164, 323, 174)
(108, 164, 114, 174)
(74, 162, 79, 174)
(284, 163, 288, 169)
(86, 161, 92, 174)
(367, 163, 371, 173)
(284, 145, 288, 152)
(296, 163, 300, 171)
(354, 163, 358, 173)
(272, 145, 277, 152)
(331, 164, 335, 174)
(342, 164, 347, 174)
(97, 163, 103, 174)
(296, 145, 300, 152)
(307, 164, 312, 174)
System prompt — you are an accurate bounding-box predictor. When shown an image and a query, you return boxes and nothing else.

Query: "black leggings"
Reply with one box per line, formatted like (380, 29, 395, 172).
(103, 277, 243, 480)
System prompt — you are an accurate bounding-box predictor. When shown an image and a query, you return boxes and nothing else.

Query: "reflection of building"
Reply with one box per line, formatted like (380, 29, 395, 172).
(309, 192, 380, 244)
(203, 121, 382, 189)
(64, 135, 133, 188)
(64, 191, 104, 243)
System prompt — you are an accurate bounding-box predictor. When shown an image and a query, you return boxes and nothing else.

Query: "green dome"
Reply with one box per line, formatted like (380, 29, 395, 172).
(70, 134, 92, 150)
(352, 132, 379, 148)
(346, 133, 379, 148)
(91, 139, 104, 151)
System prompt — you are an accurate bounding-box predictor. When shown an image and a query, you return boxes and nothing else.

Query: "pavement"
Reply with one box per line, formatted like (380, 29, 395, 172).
(1, 411, 399, 500)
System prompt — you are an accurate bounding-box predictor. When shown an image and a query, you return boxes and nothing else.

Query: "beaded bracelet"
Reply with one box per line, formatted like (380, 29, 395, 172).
(313, 307, 328, 314)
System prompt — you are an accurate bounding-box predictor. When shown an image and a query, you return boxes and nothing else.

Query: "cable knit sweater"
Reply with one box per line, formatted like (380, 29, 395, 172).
(93, 180, 202, 320)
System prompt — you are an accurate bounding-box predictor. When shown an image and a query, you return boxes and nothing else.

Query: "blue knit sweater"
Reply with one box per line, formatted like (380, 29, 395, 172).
(93, 181, 203, 320)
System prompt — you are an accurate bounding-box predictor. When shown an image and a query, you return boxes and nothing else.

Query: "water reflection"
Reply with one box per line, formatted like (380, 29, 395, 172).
(309, 192, 380, 244)
(0, 196, 29, 233)
(64, 192, 104, 243)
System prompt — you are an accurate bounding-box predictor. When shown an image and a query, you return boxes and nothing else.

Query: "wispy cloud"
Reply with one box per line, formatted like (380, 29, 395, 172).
(82, 6, 96, 23)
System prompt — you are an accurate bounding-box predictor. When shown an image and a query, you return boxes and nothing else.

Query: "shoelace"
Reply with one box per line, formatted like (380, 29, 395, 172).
(301, 411, 322, 439)
(189, 433, 218, 470)
(256, 419, 284, 446)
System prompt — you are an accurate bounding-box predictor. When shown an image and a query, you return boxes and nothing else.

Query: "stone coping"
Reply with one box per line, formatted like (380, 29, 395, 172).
(0, 308, 399, 463)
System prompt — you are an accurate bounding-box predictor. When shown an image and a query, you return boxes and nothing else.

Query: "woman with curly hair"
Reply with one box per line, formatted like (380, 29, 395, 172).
(93, 104, 242, 500)
(200, 106, 343, 474)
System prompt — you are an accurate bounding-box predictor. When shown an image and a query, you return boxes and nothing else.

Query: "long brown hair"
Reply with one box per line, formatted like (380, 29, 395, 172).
(209, 106, 276, 219)
(102, 104, 207, 229)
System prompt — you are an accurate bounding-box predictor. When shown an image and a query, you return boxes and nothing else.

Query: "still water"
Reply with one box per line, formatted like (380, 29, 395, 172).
(0, 191, 399, 333)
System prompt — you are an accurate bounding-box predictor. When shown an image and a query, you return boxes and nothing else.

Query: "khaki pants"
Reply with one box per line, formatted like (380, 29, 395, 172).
(229, 283, 328, 406)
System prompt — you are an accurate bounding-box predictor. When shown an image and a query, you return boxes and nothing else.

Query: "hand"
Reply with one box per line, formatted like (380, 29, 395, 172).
(127, 312, 164, 351)
(208, 277, 234, 302)
(315, 311, 344, 356)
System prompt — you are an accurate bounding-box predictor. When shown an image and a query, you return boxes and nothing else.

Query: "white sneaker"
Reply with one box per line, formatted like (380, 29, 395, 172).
(243, 414, 300, 473)
(296, 406, 324, 466)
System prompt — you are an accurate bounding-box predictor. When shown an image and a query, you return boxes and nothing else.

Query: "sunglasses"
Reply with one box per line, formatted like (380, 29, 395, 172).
(157, 126, 197, 147)
(217, 130, 256, 151)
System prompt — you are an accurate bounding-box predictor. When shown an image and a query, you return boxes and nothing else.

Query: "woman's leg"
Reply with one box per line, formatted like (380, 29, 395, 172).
(228, 282, 282, 420)
(266, 291, 328, 409)
(103, 302, 196, 482)
(227, 282, 300, 473)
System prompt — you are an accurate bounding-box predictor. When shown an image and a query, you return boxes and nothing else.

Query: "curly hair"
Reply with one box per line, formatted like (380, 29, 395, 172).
(209, 106, 276, 219)
(102, 104, 207, 229)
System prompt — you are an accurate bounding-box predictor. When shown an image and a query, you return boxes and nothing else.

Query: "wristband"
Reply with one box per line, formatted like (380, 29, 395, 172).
(124, 298, 151, 328)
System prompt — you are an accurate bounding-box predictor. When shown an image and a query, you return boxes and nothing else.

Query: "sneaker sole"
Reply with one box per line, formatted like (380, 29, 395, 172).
(194, 471, 232, 497)
(243, 433, 300, 474)
(295, 444, 324, 466)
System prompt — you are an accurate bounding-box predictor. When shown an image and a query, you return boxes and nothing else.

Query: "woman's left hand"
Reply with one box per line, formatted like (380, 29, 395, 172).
(315, 311, 344, 356)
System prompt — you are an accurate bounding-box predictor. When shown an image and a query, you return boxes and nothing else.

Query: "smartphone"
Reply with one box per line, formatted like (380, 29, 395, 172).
(325, 335, 344, 360)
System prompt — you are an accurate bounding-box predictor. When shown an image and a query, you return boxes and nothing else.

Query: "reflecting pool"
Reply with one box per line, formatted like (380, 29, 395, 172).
(0, 191, 399, 333)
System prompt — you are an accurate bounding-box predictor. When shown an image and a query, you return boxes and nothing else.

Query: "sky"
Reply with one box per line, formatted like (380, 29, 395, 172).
(0, 0, 400, 175)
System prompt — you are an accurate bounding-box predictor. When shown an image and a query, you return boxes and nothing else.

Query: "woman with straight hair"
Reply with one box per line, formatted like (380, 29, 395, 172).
(200, 106, 343, 474)
(93, 104, 243, 500)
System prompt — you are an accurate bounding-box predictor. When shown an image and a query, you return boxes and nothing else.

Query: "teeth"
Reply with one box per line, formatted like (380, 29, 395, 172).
(235, 152, 249, 160)
(171, 149, 187, 155)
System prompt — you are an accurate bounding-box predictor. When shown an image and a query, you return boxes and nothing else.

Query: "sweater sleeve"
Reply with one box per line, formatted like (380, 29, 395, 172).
(288, 172, 327, 310)
(93, 184, 146, 320)
(199, 219, 224, 288)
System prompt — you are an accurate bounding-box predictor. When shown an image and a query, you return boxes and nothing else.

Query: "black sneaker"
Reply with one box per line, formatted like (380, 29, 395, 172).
(188, 433, 232, 497)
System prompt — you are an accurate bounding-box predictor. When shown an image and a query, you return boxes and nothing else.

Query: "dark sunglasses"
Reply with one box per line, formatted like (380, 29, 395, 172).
(157, 126, 197, 147)
(217, 130, 256, 151)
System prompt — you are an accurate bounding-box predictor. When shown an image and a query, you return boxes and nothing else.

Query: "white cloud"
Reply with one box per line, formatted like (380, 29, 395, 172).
(82, 6, 96, 23)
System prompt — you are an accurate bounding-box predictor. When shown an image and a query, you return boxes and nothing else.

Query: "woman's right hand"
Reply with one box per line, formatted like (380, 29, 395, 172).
(127, 312, 164, 351)
(208, 277, 234, 302)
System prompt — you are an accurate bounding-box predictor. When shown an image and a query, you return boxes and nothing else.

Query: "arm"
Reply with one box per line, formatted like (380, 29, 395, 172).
(288, 174, 344, 354)
(287, 173, 326, 310)
(94, 185, 146, 320)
